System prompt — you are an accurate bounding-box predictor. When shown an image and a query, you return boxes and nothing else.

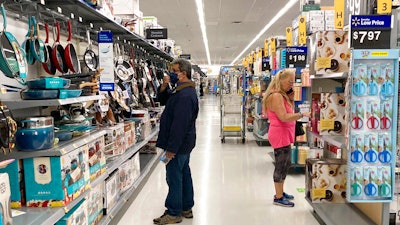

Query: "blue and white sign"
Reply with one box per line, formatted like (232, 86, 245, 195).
(285, 46, 308, 68)
(351, 15, 392, 29)
(98, 31, 114, 91)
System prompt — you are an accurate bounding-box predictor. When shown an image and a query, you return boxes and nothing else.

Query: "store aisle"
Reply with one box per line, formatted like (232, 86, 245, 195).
(115, 95, 320, 225)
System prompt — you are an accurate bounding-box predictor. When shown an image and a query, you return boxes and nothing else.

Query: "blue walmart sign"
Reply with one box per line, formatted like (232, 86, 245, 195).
(351, 15, 392, 29)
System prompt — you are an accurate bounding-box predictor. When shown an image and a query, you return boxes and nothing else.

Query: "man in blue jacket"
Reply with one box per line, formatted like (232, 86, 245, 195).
(154, 59, 199, 225)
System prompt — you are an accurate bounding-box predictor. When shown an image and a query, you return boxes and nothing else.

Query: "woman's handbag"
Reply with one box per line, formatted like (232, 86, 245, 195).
(295, 121, 305, 137)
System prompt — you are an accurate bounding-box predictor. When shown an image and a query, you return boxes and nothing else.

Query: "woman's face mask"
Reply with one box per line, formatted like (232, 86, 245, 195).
(169, 72, 179, 84)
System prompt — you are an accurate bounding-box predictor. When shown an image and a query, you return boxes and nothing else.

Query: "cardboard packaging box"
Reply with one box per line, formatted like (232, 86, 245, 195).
(104, 170, 119, 214)
(87, 183, 104, 225)
(0, 173, 12, 225)
(55, 199, 88, 225)
(124, 121, 136, 149)
(119, 160, 134, 193)
(319, 93, 346, 136)
(306, 158, 347, 203)
(88, 136, 106, 181)
(103, 123, 125, 159)
(130, 152, 141, 183)
(310, 31, 350, 75)
(23, 145, 90, 207)
(0, 160, 25, 208)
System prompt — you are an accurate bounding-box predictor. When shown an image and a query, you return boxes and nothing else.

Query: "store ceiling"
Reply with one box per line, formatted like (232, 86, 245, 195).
(140, 0, 334, 66)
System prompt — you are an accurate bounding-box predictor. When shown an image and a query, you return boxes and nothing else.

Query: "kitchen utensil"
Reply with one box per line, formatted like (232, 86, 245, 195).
(42, 23, 56, 75)
(15, 116, 54, 150)
(364, 169, 377, 197)
(30, 16, 45, 63)
(380, 80, 394, 100)
(364, 138, 377, 163)
(26, 77, 70, 89)
(64, 20, 79, 73)
(350, 138, 363, 163)
(380, 104, 391, 129)
(351, 169, 362, 197)
(367, 104, 379, 130)
(378, 140, 391, 163)
(20, 89, 59, 100)
(83, 29, 98, 71)
(353, 80, 366, 96)
(21, 16, 34, 65)
(351, 104, 363, 129)
(368, 73, 378, 96)
(52, 21, 68, 73)
(0, 4, 26, 83)
(55, 129, 73, 141)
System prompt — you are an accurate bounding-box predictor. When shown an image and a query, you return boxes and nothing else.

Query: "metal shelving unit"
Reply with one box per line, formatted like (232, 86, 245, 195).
(308, 131, 346, 149)
(305, 198, 375, 225)
(10, 128, 159, 225)
(2, 95, 104, 110)
(0, 129, 107, 161)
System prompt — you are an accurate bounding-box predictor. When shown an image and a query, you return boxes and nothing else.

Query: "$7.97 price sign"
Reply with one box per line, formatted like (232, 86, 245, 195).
(350, 15, 391, 49)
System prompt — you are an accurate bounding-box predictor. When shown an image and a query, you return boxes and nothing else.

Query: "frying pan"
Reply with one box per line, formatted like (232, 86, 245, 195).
(21, 17, 34, 65)
(52, 21, 68, 73)
(64, 20, 79, 73)
(30, 16, 45, 63)
(83, 29, 98, 71)
(42, 23, 56, 75)
(0, 4, 26, 82)
(114, 43, 133, 81)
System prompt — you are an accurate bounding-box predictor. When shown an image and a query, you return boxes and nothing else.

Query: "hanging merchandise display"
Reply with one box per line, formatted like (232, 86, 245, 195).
(347, 49, 399, 202)
(98, 30, 114, 91)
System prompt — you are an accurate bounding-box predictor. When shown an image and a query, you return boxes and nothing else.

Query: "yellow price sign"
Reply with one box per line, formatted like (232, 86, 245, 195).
(286, 27, 293, 46)
(334, 0, 345, 29)
(319, 119, 334, 130)
(312, 188, 327, 199)
(270, 37, 276, 53)
(316, 57, 331, 69)
(298, 16, 307, 45)
(258, 49, 263, 59)
(264, 39, 269, 56)
(377, 0, 392, 14)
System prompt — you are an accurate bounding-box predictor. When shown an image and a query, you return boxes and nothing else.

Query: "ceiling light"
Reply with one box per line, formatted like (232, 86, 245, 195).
(195, 0, 211, 65)
(232, 21, 242, 24)
(230, 0, 298, 65)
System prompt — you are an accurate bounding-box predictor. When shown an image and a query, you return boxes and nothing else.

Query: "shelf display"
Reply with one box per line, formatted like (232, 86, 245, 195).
(347, 49, 399, 203)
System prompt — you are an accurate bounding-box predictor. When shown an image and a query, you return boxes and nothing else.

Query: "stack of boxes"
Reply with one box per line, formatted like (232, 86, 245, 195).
(0, 173, 12, 225)
(0, 160, 24, 208)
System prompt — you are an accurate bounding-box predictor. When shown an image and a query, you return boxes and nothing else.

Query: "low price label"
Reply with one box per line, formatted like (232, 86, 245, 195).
(285, 46, 307, 68)
(350, 15, 391, 49)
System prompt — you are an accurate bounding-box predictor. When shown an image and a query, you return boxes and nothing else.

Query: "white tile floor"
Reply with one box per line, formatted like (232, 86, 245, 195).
(115, 95, 320, 225)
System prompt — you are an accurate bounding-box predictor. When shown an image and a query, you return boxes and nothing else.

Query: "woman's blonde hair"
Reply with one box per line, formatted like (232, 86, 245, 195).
(262, 68, 295, 110)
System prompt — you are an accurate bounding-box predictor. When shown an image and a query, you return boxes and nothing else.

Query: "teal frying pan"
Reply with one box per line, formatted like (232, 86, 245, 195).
(0, 4, 26, 83)
(21, 17, 34, 65)
(30, 16, 45, 63)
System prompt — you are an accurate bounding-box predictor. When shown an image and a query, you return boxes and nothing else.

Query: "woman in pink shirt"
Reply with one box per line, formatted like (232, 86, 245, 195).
(263, 69, 310, 207)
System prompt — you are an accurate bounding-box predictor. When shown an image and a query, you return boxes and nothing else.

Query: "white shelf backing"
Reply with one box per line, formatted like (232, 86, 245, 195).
(307, 198, 375, 225)
(107, 128, 159, 175)
(98, 151, 162, 225)
(0, 130, 107, 161)
(310, 72, 348, 80)
(308, 131, 346, 149)
(3, 95, 104, 110)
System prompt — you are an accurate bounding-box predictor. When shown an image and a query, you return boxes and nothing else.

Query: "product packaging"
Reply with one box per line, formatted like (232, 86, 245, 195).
(0, 160, 25, 208)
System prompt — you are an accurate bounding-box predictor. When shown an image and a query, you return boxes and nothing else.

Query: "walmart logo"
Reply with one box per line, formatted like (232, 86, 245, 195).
(352, 17, 361, 27)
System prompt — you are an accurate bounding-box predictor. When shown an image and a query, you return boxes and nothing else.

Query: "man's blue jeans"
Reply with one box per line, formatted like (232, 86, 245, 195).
(165, 153, 194, 216)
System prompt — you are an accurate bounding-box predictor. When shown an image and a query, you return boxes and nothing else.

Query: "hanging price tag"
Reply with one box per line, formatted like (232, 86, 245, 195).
(286, 27, 293, 47)
(298, 16, 307, 45)
(285, 46, 307, 68)
(334, 0, 345, 29)
(350, 15, 391, 49)
(377, 0, 392, 14)
(264, 39, 269, 57)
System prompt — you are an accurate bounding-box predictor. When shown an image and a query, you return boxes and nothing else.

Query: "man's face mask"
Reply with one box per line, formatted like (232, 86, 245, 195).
(169, 72, 179, 84)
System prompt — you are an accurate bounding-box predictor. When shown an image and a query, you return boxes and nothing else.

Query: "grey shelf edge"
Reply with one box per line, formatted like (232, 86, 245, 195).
(98, 151, 161, 225)
(308, 131, 346, 149)
(0, 129, 107, 161)
(43, 0, 173, 61)
(106, 128, 159, 175)
(13, 172, 109, 225)
(2, 95, 104, 110)
(310, 72, 348, 79)
(305, 197, 375, 225)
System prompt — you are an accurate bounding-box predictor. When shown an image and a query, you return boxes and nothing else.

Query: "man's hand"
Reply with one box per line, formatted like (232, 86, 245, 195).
(166, 151, 176, 160)
(160, 75, 171, 92)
